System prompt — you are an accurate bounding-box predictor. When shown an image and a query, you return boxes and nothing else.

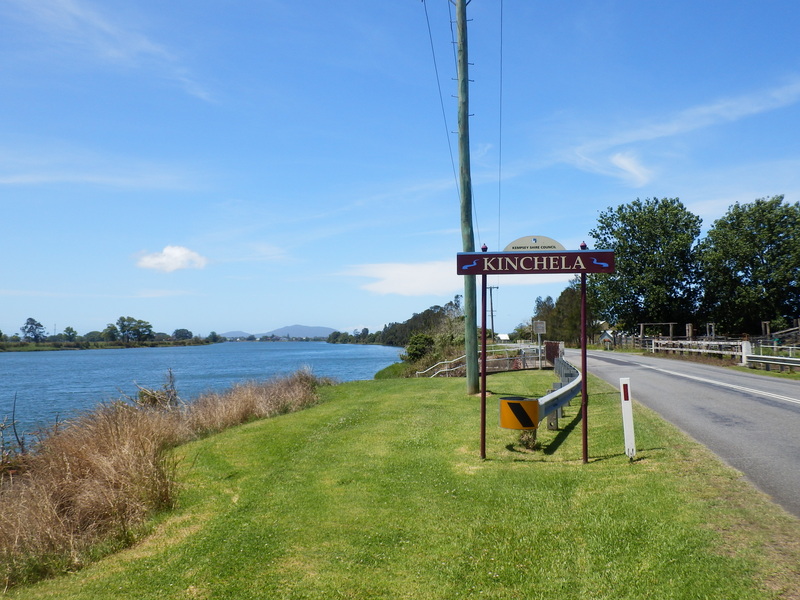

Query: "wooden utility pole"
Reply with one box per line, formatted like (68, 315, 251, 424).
(455, 0, 478, 394)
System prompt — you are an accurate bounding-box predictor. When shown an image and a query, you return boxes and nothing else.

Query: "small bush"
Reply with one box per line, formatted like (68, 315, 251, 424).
(518, 430, 540, 450)
(403, 333, 435, 363)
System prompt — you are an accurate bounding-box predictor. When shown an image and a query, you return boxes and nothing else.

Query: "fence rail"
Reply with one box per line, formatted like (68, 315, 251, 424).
(415, 344, 542, 378)
(651, 339, 743, 358)
(649, 339, 798, 372)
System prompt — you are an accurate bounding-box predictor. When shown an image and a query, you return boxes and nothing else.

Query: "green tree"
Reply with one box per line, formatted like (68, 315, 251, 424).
(20, 318, 46, 343)
(699, 195, 800, 334)
(102, 324, 119, 342)
(130, 320, 154, 343)
(589, 197, 702, 331)
(63, 326, 78, 342)
(404, 333, 435, 362)
(207, 331, 222, 343)
(510, 322, 531, 342)
(510, 297, 554, 342)
(551, 284, 583, 345)
(172, 328, 193, 341)
(534, 296, 555, 323)
(116, 316, 136, 344)
(114, 316, 153, 344)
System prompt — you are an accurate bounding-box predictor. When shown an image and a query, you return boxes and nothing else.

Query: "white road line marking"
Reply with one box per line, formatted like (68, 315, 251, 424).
(637, 364, 800, 405)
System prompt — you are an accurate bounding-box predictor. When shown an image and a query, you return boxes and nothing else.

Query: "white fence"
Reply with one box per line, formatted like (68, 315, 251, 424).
(651, 339, 743, 358)
(651, 339, 799, 372)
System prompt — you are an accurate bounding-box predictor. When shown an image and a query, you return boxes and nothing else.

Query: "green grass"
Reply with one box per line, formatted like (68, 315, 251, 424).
(9, 372, 800, 599)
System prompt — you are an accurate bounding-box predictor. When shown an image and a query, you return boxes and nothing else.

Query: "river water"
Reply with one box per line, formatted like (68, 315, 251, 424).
(0, 342, 401, 435)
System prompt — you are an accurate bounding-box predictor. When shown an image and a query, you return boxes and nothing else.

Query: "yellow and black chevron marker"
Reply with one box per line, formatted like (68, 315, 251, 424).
(499, 397, 540, 430)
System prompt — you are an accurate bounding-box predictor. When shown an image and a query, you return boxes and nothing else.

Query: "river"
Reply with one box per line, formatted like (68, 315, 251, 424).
(0, 342, 401, 435)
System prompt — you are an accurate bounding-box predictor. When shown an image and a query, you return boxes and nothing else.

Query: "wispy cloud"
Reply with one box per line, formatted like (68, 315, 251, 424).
(567, 79, 800, 186)
(135, 289, 196, 298)
(608, 152, 653, 187)
(136, 246, 208, 273)
(345, 261, 462, 296)
(0, 288, 196, 298)
(0, 144, 202, 189)
(6, 0, 211, 100)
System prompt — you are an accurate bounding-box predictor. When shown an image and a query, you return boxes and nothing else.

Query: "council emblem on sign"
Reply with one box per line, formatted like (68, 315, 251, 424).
(503, 235, 565, 252)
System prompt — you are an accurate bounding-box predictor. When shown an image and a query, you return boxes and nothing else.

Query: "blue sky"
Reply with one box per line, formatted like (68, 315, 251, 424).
(2, 1, 799, 338)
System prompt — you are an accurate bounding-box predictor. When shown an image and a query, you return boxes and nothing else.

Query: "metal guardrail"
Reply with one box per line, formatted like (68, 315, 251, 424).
(744, 355, 800, 370)
(537, 357, 581, 422)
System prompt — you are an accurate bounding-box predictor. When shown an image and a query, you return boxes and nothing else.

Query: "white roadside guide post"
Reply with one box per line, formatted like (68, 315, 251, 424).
(619, 378, 636, 460)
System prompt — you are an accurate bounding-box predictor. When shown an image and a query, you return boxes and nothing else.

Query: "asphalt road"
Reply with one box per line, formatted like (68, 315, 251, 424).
(564, 349, 800, 518)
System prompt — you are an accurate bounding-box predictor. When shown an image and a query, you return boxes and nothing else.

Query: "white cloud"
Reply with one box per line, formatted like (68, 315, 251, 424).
(137, 246, 208, 273)
(345, 260, 574, 296)
(495, 273, 575, 287)
(609, 152, 653, 187)
(592, 79, 800, 152)
(565, 78, 800, 186)
(345, 261, 462, 296)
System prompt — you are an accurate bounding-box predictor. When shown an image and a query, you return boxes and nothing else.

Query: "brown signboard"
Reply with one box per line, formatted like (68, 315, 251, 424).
(456, 250, 615, 275)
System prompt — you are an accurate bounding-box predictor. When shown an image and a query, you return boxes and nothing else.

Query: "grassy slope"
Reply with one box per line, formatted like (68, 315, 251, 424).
(10, 372, 800, 599)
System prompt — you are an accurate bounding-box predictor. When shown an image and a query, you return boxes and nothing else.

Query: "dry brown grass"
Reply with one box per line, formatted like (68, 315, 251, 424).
(0, 368, 329, 590)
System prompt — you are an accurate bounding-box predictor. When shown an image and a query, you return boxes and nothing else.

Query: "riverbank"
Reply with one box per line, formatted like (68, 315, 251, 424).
(0, 340, 215, 352)
(8, 371, 800, 599)
(0, 342, 402, 436)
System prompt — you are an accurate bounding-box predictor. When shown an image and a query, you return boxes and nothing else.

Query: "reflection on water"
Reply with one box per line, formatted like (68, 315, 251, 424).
(0, 342, 400, 434)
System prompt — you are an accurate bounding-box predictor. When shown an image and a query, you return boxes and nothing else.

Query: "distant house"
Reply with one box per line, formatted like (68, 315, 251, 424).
(497, 334, 510, 342)
(599, 330, 615, 348)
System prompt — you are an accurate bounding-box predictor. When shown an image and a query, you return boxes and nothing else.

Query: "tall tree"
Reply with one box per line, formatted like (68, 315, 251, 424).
(130, 320, 154, 343)
(550, 285, 583, 346)
(589, 197, 702, 331)
(534, 296, 555, 325)
(116, 316, 136, 344)
(699, 195, 800, 334)
(20, 318, 46, 343)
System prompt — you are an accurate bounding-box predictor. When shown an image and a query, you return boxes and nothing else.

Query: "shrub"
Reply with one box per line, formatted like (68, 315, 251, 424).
(0, 369, 331, 590)
(403, 333, 435, 363)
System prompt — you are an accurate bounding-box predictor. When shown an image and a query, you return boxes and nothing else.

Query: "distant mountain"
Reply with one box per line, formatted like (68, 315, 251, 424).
(220, 330, 251, 339)
(220, 325, 336, 339)
(263, 325, 336, 338)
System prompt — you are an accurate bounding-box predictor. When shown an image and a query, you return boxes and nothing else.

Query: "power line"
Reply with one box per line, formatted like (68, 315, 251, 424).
(497, 0, 505, 253)
(421, 0, 459, 201)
